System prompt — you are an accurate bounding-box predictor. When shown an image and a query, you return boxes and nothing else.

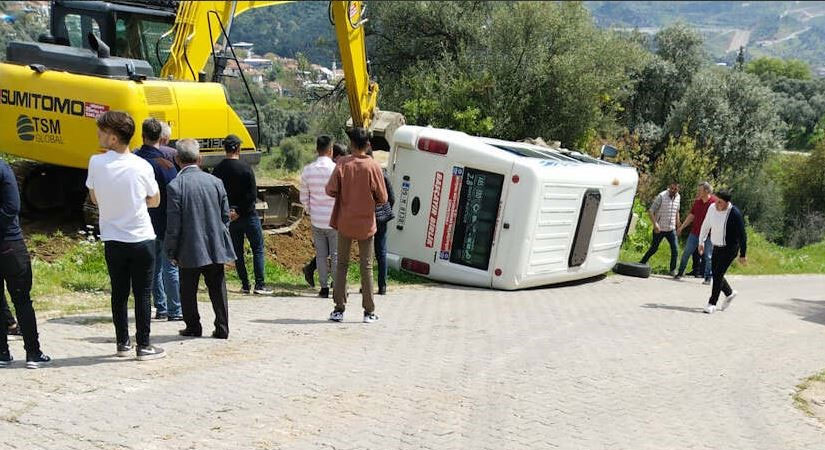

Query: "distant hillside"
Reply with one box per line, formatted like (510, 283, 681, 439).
(586, 1, 825, 70)
(230, 1, 337, 66)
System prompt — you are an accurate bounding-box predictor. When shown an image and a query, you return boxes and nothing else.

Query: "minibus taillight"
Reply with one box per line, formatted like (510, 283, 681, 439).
(417, 137, 449, 155)
(401, 258, 431, 275)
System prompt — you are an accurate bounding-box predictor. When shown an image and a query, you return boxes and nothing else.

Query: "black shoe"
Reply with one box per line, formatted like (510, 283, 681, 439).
(26, 353, 51, 369)
(0, 350, 11, 367)
(7, 323, 20, 336)
(378, 286, 387, 295)
(116, 339, 132, 358)
(167, 315, 184, 322)
(136, 345, 166, 361)
(154, 312, 168, 321)
(241, 286, 251, 295)
(179, 327, 202, 337)
(318, 287, 329, 298)
(211, 330, 228, 339)
(302, 264, 315, 288)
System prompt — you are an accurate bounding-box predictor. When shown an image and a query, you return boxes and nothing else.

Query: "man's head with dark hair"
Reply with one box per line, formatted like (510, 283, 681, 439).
(716, 190, 732, 203)
(316, 135, 332, 155)
(332, 143, 348, 161)
(223, 134, 242, 154)
(141, 118, 162, 145)
(667, 181, 680, 197)
(96, 111, 135, 148)
(346, 127, 370, 152)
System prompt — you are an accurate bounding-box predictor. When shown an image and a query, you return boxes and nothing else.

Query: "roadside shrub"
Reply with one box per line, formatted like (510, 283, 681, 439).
(786, 211, 825, 249)
(647, 133, 717, 217)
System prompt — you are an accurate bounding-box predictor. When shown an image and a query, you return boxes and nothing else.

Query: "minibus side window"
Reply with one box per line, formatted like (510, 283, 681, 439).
(449, 168, 504, 270)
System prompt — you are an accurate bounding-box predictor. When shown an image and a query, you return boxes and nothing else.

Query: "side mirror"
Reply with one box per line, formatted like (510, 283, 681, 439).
(600, 144, 618, 160)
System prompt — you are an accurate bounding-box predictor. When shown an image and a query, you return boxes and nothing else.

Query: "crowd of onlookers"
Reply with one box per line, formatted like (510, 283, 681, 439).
(640, 181, 748, 314)
(0, 110, 394, 366)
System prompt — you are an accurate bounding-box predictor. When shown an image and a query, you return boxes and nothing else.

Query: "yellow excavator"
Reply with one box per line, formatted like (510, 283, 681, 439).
(0, 0, 403, 228)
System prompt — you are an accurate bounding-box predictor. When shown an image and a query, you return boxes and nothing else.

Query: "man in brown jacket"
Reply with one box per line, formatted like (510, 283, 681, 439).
(325, 128, 388, 323)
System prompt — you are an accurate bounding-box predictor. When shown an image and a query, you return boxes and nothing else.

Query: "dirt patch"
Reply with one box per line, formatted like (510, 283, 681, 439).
(265, 219, 317, 272)
(21, 217, 85, 263)
(264, 218, 366, 273)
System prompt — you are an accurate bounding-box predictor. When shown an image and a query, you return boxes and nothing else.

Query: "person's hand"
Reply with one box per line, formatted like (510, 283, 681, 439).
(170, 258, 179, 267)
(698, 243, 704, 255)
(676, 225, 684, 235)
(229, 209, 239, 222)
(738, 256, 748, 266)
(654, 223, 661, 233)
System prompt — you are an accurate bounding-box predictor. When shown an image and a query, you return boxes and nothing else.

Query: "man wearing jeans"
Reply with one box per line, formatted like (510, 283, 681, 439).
(0, 160, 50, 369)
(675, 182, 716, 283)
(135, 118, 181, 321)
(299, 135, 337, 298)
(326, 128, 387, 323)
(213, 135, 272, 295)
(640, 182, 681, 275)
(87, 111, 165, 361)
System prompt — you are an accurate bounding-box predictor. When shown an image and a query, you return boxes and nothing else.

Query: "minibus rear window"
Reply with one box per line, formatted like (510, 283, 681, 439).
(449, 168, 504, 270)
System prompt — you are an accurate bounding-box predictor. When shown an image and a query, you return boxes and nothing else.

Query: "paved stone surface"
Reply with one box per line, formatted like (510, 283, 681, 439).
(1, 274, 825, 449)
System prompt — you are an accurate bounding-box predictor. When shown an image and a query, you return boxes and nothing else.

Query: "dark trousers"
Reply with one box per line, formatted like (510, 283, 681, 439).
(0, 240, 41, 357)
(640, 229, 678, 271)
(229, 214, 266, 290)
(180, 264, 228, 336)
(374, 222, 388, 290)
(709, 245, 738, 305)
(0, 277, 16, 327)
(690, 248, 701, 275)
(104, 240, 155, 347)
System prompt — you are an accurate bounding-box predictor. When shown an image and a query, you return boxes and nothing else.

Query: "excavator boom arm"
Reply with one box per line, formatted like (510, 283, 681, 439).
(161, 1, 377, 129)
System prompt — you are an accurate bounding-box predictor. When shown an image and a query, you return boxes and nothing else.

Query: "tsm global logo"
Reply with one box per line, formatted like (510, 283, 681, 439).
(16, 115, 35, 141)
(15, 114, 63, 144)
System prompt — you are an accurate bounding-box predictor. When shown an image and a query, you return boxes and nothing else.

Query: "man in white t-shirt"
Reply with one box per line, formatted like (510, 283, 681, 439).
(86, 111, 166, 361)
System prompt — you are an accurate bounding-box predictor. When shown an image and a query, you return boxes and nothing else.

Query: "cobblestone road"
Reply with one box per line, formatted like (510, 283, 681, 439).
(1, 274, 824, 449)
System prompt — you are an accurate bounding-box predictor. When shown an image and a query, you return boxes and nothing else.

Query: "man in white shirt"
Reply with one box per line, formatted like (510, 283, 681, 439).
(299, 135, 337, 298)
(698, 190, 748, 314)
(86, 111, 166, 361)
(640, 182, 681, 275)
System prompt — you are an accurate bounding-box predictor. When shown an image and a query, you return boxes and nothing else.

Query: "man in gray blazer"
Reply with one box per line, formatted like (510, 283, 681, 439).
(165, 139, 236, 339)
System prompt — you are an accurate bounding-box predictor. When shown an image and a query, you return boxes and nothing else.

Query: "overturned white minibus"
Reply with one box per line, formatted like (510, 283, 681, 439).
(385, 126, 638, 290)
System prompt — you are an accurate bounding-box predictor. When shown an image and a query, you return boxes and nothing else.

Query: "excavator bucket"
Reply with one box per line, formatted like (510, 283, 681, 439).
(346, 110, 406, 152)
(257, 182, 304, 235)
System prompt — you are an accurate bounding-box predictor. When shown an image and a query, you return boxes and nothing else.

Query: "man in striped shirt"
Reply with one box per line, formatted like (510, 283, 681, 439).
(299, 136, 338, 298)
(640, 182, 681, 275)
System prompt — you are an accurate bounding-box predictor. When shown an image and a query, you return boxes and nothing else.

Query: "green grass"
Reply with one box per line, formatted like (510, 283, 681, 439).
(21, 235, 427, 317)
(620, 201, 825, 275)
(794, 369, 825, 417)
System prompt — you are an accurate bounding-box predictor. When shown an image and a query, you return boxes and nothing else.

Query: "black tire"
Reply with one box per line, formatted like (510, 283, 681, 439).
(613, 261, 651, 278)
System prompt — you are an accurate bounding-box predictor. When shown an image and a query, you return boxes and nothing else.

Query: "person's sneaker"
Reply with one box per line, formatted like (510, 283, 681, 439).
(253, 286, 274, 295)
(7, 323, 21, 336)
(26, 353, 51, 369)
(116, 340, 132, 358)
(303, 264, 315, 288)
(669, 270, 678, 277)
(136, 345, 166, 361)
(703, 303, 717, 314)
(693, 273, 703, 279)
(673, 274, 682, 280)
(241, 287, 251, 295)
(0, 351, 11, 367)
(703, 278, 712, 285)
(211, 330, 228, 339)
(363, 312, 379, 323)
(318, 287, 329, 298)
(329, 310, 344, 322)
(720, 290, 738, 311)
(154, 312, 168, 321)
(377, 286, 387, 295)
(167, 315, 184, 322)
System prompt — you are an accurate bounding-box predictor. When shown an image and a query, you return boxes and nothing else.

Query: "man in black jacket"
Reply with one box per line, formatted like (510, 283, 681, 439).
(0, 160, 50, 368)
(698, 190, 748, 314)
(213, 135, 272, 296)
